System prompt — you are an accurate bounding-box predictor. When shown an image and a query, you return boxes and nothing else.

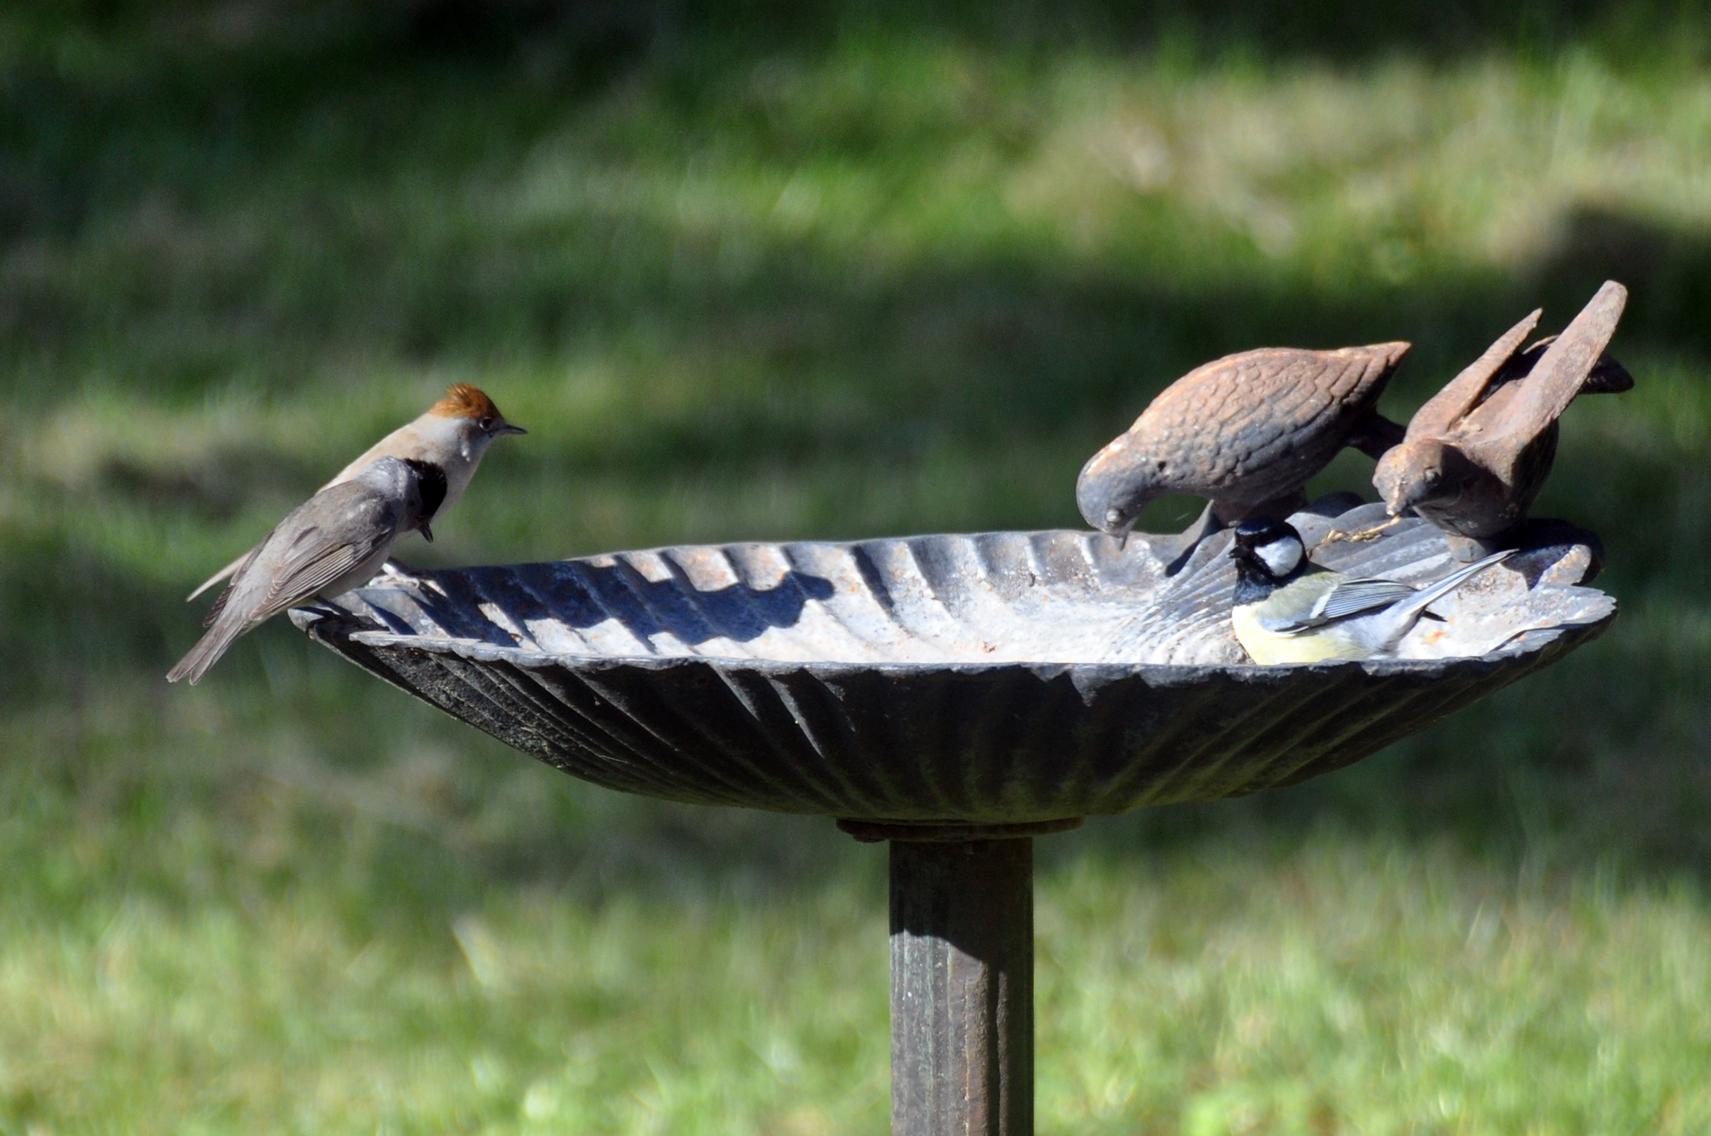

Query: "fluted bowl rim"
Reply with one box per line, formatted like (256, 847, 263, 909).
(288, 507, 1616, 821)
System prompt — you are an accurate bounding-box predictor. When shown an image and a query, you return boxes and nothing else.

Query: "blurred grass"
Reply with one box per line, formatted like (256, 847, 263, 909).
(3, 2, 1710, 1132)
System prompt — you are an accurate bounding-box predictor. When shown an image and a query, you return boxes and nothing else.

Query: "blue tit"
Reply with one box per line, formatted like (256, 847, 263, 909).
(1228, 518, 1513, 664)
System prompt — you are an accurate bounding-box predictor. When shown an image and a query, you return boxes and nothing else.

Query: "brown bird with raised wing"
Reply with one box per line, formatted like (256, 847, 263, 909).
(1372, 281, 1631, 561)
(1077, 343, 1409, 547)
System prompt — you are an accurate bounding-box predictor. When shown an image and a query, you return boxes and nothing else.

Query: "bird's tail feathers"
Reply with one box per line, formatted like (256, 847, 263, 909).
(1405, 547, 1515, 619)
(166, 616, 248, 685)
(202, 578, 240, 628)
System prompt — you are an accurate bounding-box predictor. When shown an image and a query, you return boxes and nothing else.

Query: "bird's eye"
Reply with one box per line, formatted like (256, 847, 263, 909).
(478, 416, 496, 432)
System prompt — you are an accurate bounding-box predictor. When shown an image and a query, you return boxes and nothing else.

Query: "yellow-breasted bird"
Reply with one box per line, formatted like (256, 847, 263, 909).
(1229, 518, 1512, 665)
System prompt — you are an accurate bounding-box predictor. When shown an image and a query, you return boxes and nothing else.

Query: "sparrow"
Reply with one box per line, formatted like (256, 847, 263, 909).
(1372, 281, 1629, 561)
(168, 457, 446, 685)
(1077, 343, 1409, 550)
(1228, 517, 1513, 665)
(187, 384, 524, 601)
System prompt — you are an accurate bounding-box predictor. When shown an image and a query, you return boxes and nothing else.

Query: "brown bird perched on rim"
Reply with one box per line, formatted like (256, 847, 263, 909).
(186, 384, 525, 602)
(1372, 281, 1630, 562)
(1076, 342, 1409, 550)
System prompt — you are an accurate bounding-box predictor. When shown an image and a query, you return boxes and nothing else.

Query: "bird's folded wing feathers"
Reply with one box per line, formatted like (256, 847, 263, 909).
(252, 490, 401, 618)
(256, 532, 390, 619)
(1267, 578, 1421, 633)
(202, 544, 264, 628)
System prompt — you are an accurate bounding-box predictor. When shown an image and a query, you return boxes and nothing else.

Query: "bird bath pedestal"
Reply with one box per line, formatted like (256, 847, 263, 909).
(847, 820, 1064, 1134)
(293, 503, 1614, 1135)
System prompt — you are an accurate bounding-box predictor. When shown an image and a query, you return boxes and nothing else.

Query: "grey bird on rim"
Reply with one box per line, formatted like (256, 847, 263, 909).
(186, 384, 524, 602)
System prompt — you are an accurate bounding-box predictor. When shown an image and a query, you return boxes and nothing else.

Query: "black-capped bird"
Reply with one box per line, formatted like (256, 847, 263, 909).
(1228, 518, 1513, 664)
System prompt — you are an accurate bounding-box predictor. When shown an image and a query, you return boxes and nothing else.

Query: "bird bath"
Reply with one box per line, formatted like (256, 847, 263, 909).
(291, 500, 1614, 1135)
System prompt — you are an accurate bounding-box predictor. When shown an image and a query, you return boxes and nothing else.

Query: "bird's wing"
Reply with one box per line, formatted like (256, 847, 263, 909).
(256, 539, 381, 617)
(251, 491, 400, 620)
(1273, 577, 1420, 633)
(1470, 280, 1627, 464)
(1143, 343, 1409, 455)
(1408, 309, 1542, 438)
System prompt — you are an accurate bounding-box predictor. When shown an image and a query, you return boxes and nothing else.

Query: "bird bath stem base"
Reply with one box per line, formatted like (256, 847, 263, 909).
(841, 819, 1080, 1135)
(292, 508, 1614, 1134)
(889, 836, 1034, 1136)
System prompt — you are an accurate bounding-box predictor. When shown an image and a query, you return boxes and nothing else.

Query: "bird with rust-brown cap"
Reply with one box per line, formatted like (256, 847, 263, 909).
(1372, 281, 1631, 561)
(186, 384, 526, 602)
(1077, 342, 1409, 549)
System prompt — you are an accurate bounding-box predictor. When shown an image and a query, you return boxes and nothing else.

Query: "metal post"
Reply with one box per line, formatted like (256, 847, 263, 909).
(888, 838, 1034, 1136)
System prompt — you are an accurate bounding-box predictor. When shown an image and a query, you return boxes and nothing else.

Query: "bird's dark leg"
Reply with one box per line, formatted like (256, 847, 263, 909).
(304, 597, 359, 620)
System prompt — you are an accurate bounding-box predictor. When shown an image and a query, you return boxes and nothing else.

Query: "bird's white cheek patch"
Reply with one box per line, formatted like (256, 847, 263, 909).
(1256, 540, 1302, 578)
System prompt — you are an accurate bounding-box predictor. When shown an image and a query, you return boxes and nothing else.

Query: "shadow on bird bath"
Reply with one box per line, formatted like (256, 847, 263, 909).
(366, 554, 838, 652)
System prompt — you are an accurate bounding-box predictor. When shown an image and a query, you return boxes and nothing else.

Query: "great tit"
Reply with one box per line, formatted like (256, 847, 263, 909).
(1228, 518, 1514, 665)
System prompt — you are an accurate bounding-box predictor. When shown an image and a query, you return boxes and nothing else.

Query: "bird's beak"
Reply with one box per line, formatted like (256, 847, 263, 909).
(420, 521, 435, 543)
(498, 421, 527, 436)
(1112, 516, 1138, 550)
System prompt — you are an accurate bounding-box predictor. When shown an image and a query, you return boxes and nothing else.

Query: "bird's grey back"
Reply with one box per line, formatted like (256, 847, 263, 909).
(348, 456, 424, 529)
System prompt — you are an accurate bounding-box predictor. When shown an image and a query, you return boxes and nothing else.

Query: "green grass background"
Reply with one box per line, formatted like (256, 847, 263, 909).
(3, 2, 1709, 1132)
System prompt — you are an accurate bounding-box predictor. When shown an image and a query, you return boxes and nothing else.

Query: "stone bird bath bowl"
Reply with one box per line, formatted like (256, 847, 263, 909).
(292, 500, 1614, 1135)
